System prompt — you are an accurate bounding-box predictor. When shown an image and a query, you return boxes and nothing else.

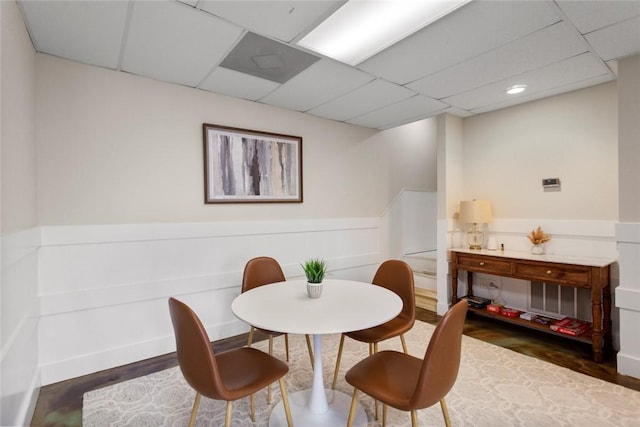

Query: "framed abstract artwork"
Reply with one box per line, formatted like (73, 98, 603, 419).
(202, 123, 303, 203)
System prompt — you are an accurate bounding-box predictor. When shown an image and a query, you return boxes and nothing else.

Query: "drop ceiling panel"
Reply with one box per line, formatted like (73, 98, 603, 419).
(199, 0, 344, 42)
(347, 95, 448, 129)
(471, 74, 613, 114)
(307, 79, 415, 121)
(442, 106, 474, 118)
(585, 16, 640, 61)
(19, 0, 128, 69)
(358, 0, 561, 85)
(260, 59, 374, 112)
(555, 0, 640, 34)
(407, 22, 588, 99)
(442, 53, 611, 111)
(177, 0, 199, 6)
(200, 67, 280, 101)
(121, 1, 243, 87)
(17, 0, 637, 130)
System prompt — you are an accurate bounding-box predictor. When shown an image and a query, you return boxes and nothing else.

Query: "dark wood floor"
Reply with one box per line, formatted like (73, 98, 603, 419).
(30, 308, 640, 426)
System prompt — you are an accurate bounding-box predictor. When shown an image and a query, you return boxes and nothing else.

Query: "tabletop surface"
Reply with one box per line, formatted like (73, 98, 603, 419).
(451, 248, 615, 267)
(231, 279, 403, 335)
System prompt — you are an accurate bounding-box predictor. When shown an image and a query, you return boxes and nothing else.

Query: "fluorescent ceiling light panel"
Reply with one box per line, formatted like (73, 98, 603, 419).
(298, 0, 472, 66)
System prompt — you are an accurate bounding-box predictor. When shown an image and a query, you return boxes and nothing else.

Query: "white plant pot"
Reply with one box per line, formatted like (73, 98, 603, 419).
(531, 244, 545, 255)
(306, 282, 323, 298)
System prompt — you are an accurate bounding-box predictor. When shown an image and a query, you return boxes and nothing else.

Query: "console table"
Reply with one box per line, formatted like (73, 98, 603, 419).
(450, 248, 615, 362)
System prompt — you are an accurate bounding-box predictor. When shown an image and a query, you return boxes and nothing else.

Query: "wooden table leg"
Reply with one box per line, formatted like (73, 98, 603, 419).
(591, 285, 603, 363)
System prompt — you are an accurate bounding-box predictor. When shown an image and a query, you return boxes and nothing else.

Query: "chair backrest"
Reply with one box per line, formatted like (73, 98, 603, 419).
(168, 297, 229, 400)
(372, 259, 416, 323)
(411, 300, 468, 409)
(242, 256, 286, 293)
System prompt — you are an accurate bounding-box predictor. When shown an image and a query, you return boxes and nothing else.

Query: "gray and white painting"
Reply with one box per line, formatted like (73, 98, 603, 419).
(206, 129, 300, 201)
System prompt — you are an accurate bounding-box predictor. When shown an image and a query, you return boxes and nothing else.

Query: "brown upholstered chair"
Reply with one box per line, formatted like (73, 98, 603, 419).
(332, 259, 416, 390)
(345, 300, 468, 427)
(243, 256, 314, 371)
(168, 297, 293, 427)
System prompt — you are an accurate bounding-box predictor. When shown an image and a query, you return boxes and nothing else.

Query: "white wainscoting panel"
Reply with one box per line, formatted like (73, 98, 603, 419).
(1, 228, 41, 427)
(38, 218, 382, 384)
(615, 222, 640, 379)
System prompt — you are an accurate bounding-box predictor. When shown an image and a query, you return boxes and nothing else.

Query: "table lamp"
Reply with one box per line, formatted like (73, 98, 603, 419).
(459, 200, 492, 250)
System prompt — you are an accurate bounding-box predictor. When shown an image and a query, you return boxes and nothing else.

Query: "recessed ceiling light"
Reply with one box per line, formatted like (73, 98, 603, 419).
(506, 85, 527, 95)
(297, 0, 472, 66)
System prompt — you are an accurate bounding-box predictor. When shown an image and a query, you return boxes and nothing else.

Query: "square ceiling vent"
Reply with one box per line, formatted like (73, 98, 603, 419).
(220, 32, 320, 84)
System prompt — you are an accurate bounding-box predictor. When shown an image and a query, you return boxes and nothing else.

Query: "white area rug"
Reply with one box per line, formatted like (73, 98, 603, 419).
(83, 321, 640, 426)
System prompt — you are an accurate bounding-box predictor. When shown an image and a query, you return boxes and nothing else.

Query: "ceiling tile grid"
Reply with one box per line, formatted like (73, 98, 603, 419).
(19, 0, 129, 69)
(347, 95, 449, 129)
(357, 0, 563, 85)
(556, 0, 640, 33)
(200, 67, 280, 102)
(307, 78, 415, 121)
(585, 16, 640, 61)
(198, 0, 343, 43)
(121, 1, 244, 88)
(17, 0, 640, 130)
(259, 59, 375, 112)
(443, 53, 612, 111)
(406, 22, 589, 99)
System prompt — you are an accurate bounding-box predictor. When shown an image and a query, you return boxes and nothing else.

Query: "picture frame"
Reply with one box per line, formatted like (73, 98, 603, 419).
(202, 123, 303, 203)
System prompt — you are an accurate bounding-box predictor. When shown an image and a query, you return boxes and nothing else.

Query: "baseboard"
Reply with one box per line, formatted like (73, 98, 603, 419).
(415, 287, 437, 312)
(617, 352, 640, 380)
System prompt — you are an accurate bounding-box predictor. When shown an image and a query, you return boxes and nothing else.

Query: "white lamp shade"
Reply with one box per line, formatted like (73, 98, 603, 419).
(459, 200, 492, 224)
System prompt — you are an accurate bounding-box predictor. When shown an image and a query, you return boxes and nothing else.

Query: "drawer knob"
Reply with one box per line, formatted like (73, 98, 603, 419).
(546, 270, 552, 275)
(479, 262, 485, 266)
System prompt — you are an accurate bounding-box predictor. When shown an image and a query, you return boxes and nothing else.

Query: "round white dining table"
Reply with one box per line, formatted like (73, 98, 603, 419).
(231, 278, 403, 427)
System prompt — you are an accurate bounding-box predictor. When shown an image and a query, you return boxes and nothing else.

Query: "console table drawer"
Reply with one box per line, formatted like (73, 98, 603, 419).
(514, 263, 591, 286)
(457, 255, 511, 274)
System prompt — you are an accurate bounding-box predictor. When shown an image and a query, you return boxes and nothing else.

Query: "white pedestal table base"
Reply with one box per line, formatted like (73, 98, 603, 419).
(269, 388, 367, 427)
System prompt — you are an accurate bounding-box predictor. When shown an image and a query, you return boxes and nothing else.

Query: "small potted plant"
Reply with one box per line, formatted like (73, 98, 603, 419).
(527, 226, 551, 254)
(302, 258, 327, 298)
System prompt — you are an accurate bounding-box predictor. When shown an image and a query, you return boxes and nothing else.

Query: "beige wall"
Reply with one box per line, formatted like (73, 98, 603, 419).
(618, 55, 640, 223)
(36, 54, 437, 225)
(2, 0, 37, 232)
(463, 82, 618, 220)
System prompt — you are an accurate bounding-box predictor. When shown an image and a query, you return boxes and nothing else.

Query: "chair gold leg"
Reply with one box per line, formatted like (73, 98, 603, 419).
(224, 401, 233, 427)
(188, 393, 201, 427)
(279, 378, 294, 427)
(267, 336, 273, 403)
(372, 341, 380, 420)
(346, 389, 359, 427)
(375, 398, 379, 420)
(411, 410, 418, 427)
(400, 334, 408, 354)
(382, 403, 387, 427)
(285, 333, 290, 362)
(305, 334, 314, 369)
(440, 398, 452, 427)
(247, 326, 255, 347)
(332, 335, 345, 389)
(250, 394, 255, 422)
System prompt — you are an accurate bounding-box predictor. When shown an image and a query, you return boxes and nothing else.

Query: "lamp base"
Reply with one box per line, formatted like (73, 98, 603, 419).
(467, 228, 484, 250)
